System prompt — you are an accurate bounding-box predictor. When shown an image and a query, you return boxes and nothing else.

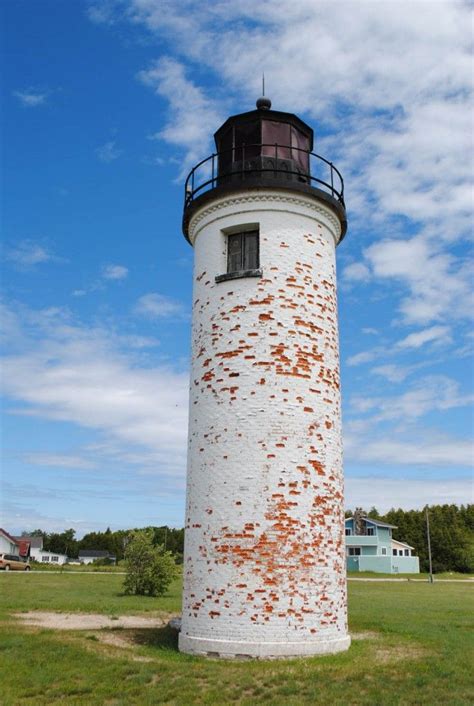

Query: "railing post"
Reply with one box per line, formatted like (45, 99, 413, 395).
(242, 143, 245, 180)
(211, 154, 215, 188)
(191, 170, 194, 198)
(330, 162, 334, 196)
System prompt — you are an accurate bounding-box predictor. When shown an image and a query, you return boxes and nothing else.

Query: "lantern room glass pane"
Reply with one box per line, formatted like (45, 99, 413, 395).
(261, 120, 291, 159)
(290, 126, 310, 172)
(218, 126, 233, 174)
(234, 121, 261, 162)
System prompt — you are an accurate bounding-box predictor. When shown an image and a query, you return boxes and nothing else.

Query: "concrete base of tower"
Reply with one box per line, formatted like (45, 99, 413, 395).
(178, 633, 351, 659)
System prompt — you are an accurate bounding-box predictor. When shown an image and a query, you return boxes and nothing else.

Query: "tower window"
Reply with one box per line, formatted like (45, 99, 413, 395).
(227, 231, 259, 273)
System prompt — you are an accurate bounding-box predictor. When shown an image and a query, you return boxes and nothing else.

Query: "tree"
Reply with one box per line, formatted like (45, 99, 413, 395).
(123, 530, 177, 597)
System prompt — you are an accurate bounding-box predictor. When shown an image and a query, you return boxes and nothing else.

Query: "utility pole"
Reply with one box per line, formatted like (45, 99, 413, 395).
(425, 505, 434, 583)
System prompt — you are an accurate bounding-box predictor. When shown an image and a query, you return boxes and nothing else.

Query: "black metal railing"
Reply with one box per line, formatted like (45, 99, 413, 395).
(183, 143, 345, 211)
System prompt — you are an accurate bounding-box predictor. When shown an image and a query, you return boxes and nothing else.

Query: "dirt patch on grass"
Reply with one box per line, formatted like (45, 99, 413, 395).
(374, 644, 428, 664)
(91, 631, 157, 662)
(351, 631, 379, 641)
(13, 611, 177, 630)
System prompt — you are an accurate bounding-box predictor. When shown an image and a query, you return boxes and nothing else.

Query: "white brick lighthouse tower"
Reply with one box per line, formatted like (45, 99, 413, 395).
(179, 96, 350, 658)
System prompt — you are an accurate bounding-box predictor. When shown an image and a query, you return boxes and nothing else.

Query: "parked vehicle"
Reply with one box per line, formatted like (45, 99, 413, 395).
(0, 553, 31, 571)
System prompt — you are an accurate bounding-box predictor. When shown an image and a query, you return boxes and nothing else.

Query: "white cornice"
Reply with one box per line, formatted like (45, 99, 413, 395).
(188, 191, 342, 246)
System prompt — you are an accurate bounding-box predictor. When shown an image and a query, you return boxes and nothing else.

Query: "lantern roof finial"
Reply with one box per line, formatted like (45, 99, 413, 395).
(256, 72, 271, 110)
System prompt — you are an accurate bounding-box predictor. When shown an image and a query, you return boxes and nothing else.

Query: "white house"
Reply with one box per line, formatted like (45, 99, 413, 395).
(14, 535, 68, 565)
(33, 549, 68, 565)
(78, 550, 116, 565)
(0, 528, 20, 555)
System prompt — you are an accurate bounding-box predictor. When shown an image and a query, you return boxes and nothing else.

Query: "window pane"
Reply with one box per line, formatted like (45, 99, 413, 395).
(243, 232, 259, 270)
(262, 121, 291, 159)
(228, 234, 242, 272)
(234, 121, 261, 161)
(218, 127, 233, 175)
(290, 126, 310, 171)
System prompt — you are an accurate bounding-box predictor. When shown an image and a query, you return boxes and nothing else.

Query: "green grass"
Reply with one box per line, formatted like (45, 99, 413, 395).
(0, 573, 181, 617)
(0, 574, 473, 705)
(29, 562, 125, 572)
(348, 570, 473, 580)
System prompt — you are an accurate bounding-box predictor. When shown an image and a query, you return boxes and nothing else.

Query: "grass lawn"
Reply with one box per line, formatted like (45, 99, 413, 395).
(0, 573, 473, 705)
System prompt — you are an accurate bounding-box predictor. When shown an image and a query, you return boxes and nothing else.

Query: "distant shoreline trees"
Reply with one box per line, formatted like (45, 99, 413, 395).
(23, 503, 473, 573)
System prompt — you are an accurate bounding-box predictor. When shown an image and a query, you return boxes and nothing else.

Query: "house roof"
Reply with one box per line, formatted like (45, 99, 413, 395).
(392, 539, 415, 549)
(13, 535, 43, 549)
(0, 528, 20, 546)
(345, 517, 397, 529)
(78, 550, 115, 558)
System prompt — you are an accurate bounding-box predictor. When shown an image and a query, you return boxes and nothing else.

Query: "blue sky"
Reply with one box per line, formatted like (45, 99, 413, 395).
(1, 0, 472, 536)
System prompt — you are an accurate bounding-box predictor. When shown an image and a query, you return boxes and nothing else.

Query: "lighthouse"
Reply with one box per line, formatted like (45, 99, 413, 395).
(179, 96, 350, 658)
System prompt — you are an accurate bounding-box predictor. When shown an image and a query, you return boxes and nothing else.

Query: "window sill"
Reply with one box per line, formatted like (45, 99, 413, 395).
(215, 268, 262, 283)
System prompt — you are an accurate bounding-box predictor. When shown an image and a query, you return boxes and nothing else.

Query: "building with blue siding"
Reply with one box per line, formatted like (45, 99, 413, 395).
(345, 513, 420, 574)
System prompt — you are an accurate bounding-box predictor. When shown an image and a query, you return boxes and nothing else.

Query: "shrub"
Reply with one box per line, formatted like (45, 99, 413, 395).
(123, 530, 177, 597)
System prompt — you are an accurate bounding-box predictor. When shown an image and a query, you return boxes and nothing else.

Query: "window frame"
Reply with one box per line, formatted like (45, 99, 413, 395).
(348, 547, 361, 557)
(227, 230, 259, 274)
(215, 226, 262, 284)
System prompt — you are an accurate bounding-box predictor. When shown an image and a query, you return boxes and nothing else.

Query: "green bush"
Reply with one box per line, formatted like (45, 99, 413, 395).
(123, 530, 177, 597)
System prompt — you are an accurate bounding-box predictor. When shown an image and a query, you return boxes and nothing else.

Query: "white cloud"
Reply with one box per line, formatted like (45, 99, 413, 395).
(343, 262, 370, 282)
(13, 90, 48, 107)
(1, 303, 189, 473)
(350, 375, 473, 422)
(22, 453, 97, 470)
(102, 264, 128, 280)
(346, 349, 379, 367)
(345, 477, 473, 513)
(364, 237, 473, 325)
(371, 364, 413, 384)
(396, 326, 451, 350)
(96, 140, 122, 163)
(138, 57, 224, 179)
(5, 240, 60, 268)
(135, 292, 185, 318)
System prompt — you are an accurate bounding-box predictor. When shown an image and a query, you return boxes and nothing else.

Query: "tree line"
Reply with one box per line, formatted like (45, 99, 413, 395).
(346, 504, 474, 573)
(24, 526, 185, 563)
(25, 503, 474, 573)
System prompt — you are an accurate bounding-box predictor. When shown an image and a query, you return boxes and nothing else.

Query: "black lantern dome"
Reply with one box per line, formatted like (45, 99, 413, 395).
(183, 99, 346, 241)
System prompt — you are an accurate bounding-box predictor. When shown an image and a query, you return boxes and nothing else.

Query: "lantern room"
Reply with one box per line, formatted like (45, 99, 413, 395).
(214, 97, 313, 183)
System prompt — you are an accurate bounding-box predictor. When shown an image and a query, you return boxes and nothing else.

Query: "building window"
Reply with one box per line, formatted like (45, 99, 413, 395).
(381, 547, 387, 555)
(345, 528, 352, 536)
(51, 556, 59, 562)
(366, 527, 375, 536)
(404, 549, 410, 556)
(348, 547, 361, 556)
(227, 231, 259, 273)
(41, 556, 49, 562)
(392, 549, 397, 556)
